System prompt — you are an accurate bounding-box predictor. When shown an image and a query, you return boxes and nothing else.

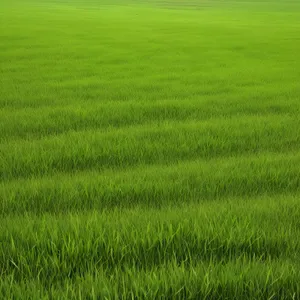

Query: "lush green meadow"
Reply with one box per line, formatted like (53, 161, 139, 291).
(1, 0, 300, 298)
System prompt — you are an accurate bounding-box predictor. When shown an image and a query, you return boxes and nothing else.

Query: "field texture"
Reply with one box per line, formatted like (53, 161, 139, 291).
(1, 0, 300, 298)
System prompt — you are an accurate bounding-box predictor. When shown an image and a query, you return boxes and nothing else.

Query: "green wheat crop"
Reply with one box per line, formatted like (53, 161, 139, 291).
(1, 0, 300, 298)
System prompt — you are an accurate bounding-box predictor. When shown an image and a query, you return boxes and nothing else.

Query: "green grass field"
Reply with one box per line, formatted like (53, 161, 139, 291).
(1, 0, 300, 298)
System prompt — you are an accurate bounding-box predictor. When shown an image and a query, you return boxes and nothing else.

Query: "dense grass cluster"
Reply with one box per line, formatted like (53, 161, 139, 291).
(1, 0, 300, 298)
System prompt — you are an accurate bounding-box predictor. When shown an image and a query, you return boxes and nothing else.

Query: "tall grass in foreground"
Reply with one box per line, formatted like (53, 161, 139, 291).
(1, 196, 300, 298)
(1, 0, 300, 298)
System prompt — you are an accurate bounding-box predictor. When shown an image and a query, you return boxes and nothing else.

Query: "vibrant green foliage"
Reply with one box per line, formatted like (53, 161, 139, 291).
(1, 0, 300, 298)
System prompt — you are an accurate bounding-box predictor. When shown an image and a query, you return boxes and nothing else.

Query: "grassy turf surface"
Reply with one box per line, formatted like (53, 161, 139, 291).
(1, 0, 300, 298)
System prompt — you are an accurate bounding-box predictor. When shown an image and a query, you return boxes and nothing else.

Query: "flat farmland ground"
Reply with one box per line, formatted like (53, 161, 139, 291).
(1, 0, 300, 298)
